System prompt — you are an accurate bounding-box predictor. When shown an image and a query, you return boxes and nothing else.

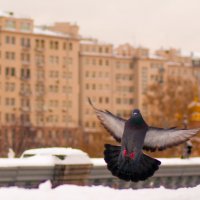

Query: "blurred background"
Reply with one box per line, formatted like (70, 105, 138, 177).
(0, 1, 200, 159)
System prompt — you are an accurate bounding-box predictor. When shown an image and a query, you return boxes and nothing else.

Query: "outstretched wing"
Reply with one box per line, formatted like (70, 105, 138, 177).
(143, 127, 200, 151)
(88, 98, 125, 143)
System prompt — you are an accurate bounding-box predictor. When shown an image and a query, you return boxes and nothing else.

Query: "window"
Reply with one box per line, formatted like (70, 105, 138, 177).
(5, 67, 15, 77)
(5, 36, 15, 44)
(35, 55, 45, 66)
(105, 60, 109, 66)
(85, 84, 89, 89)
(5, 113, 15, 123)
(116, 98, 121, 104)
(21, 38, 31, 47)
(105, 47, 109, 53)
(5, 98, 15, 106)
(49, 85, 59, 93)
(63, 57, 72, 65)
(21, 68, 30, 79)
(5, 82, 15, 92)
(99, 47, 102, 53)
(20, 22, 31, 31)
(63, 42, 67, 50)
(50, 41, 59, 50)
(129, 99, 134, 105)
(69, 42, 73, 50)
(5, 52, 15, 60)
(99, 97, 102, 103)
(21, 98, 30, 107)
(92, 59, 96, 65)
(99, 59, 103, 66)
(21, 53, 30, 62)
(35, 39, 45, 49)
(49, 56, 59, 64)
(5, 20, 16, 29)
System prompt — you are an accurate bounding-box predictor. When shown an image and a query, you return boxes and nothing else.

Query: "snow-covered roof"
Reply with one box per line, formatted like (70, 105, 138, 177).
(148, 54, 165, 60)
(0, 11, 30, 19)
(181, 50, 200, 59)
(113, 54, 133, 59)
(0, 11, 12, 17)
(192, 52, 200, 59)
(80, 52, 113, 57)
(180, 50, 192, 57)
(80, 39, 98, 45)
(166, 61, 181, 66)
(33, 27, 70, 38)
(80, 37, 112, 46)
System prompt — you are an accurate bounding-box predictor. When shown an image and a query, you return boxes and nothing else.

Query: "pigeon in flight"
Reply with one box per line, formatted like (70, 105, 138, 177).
(88, 98, 200, 182)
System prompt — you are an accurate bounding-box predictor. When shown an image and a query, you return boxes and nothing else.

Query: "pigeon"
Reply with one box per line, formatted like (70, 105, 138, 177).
(88, 98, 200, 182)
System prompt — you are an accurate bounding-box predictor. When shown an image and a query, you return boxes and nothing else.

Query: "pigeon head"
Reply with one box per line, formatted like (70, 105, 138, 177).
(131, 109, 141, 118)
(130, 109, 146, 125)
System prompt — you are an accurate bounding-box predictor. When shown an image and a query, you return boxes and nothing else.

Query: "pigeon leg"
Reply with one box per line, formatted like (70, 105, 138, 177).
(123, 149, 127, 157)
(130, 152, 135, 159)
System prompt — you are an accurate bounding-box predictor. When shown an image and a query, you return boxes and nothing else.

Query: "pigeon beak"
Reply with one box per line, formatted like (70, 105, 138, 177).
(133, 112, 137, 116)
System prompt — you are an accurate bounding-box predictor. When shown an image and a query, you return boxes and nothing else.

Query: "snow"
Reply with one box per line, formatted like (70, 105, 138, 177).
(0, 156, 57, 167)
(148, 54, 165, 60)
(80, 37, 111, 45)
(192, 52, 200, 59)
(166, 61, 181, 66)
(22, 147, 87, 156)
(34, 27, 70, 38)
(0, 11, 30, 19)
(0, 147, 92, 167)
(0, 181, 199, 200)
(181, 50, 200, 59)
(80, 52, 113, 57)
(21, 147, 92, 165)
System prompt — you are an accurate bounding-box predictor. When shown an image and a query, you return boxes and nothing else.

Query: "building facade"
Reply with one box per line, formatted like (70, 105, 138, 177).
(0, 11, 200, 153)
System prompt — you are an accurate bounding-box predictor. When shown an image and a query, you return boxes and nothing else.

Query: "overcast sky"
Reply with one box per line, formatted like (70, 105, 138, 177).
(1, 0, 200, 52)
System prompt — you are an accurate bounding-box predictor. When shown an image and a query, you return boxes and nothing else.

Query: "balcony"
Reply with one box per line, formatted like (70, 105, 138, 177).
(20, 76, 30, 81)
(21, 106, 31, 112)
(21, 60, 30, 66)
(19, 90, 32, 96)
(35, 91, 45, 97)
(34, 47, 45, 53)
(36, 62, 45, 67)
(21, 45, 31, 51)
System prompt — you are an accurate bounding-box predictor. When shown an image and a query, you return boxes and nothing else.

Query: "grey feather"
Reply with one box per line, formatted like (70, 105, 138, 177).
(144, 127, 200, 151)
(88, 97, 125, 142)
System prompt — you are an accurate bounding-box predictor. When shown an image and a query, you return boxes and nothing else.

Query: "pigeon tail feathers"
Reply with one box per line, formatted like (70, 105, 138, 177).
(104, 144, 161, 182)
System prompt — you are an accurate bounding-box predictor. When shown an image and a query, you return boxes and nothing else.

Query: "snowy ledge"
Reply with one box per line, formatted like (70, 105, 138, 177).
(0, 181, 199, 200)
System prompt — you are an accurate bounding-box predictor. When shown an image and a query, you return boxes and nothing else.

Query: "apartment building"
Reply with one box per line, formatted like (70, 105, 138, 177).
(79, 38, 114, 132)
(0, 12, 80, 140)
(0, 11, 200, 142)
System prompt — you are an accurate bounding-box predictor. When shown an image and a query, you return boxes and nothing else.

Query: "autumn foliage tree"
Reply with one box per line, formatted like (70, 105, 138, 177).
(143, 77, 199, 157)
(144, 77, 196, 127)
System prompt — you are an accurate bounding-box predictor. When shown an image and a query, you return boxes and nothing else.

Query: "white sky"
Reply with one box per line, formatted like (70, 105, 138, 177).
(1, 0, 200, 52)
